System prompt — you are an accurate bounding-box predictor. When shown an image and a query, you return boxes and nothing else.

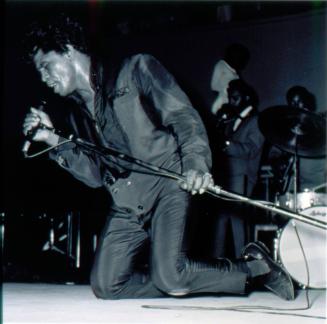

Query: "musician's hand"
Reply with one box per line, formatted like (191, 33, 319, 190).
(23, 107, 58, 145)
(179, 170, 214, 195)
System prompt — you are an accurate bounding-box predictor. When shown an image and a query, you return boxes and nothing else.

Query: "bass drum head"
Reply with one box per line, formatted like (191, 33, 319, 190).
(278, 206, 327, 288)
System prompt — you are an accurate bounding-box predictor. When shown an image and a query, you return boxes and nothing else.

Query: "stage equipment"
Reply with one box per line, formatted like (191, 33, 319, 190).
(2, 211, 83, 282)
(277, 190, 327, 211)
(258, 106, 326, 287)
(41, 211, 81, 269)
(258, 105, 326, 158)
(278, 206, 326, 288)
(312, 182, 327, 193)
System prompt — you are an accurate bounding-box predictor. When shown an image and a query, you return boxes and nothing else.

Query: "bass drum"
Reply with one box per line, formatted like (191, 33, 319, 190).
(278, 206, 327, 288)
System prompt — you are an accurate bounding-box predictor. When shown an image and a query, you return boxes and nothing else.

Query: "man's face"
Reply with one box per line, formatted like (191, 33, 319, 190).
(289, 94, 305, 109)
(33, 48, 77, 97)
(228, 88, 244, 109)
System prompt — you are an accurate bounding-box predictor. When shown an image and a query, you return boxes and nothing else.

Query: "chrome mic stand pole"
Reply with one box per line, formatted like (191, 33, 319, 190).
(293, 135, 299, 213)
(70, 136, 327, 231)
(207, 185, 327, 230)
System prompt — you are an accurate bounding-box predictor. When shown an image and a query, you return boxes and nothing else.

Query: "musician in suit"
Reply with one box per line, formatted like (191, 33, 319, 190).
(213, 79, 265, 258)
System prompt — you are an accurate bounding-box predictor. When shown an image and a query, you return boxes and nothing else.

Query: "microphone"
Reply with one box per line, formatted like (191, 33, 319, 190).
(22, 101, 47, 156)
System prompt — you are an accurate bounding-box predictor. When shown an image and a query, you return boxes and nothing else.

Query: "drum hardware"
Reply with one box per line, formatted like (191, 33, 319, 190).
(273, 230, 284, 262)
(312, 182, 327, 193)
(258, 106, 326, 158)
(277, 190, 327, 211)
(42, 212, 81, 269)
(277, 206, 326, 288)
(1, 212, 5, 253)
(258, 106, 327, 288)
(258, 104, 326, 211)
(257, 104, 326, 218)
(42, 214, 66, 255)
(259, 165, 274, 201)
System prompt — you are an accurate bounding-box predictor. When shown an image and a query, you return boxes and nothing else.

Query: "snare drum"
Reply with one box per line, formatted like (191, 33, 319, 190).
(277, 191, 327, 211)
(278, 206, 327, 288)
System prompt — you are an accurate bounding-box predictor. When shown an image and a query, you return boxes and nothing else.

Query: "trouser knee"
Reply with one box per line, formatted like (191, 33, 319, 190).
(152, 270, 190, 297)
(90, 271, 122, 300)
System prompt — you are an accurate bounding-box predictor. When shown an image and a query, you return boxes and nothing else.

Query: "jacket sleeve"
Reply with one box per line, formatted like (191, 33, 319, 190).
(224, 117, 264, 159)
(48, 137, 103, 188)
(135, 54, 212, 173)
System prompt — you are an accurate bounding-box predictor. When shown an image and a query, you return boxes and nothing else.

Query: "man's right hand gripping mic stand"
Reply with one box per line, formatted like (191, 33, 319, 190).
(69, 136, 326, 231)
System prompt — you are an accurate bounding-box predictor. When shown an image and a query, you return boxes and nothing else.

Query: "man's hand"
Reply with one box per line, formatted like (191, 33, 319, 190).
(179, 170, 214, 195)
(22, 107, 59, 146)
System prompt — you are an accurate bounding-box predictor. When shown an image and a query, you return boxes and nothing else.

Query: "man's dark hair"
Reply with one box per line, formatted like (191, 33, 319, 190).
(286, 86, 316, 111)
(224, 43, 250, 72)
(23, 13, 89, 62)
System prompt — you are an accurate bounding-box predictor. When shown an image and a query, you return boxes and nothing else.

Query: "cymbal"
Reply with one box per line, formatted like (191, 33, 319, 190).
(259, 106, 326, 157)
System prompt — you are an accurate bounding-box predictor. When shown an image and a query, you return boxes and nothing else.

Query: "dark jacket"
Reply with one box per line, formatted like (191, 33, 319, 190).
(49, 54, 211, 214)
(217, 112, 264, 195)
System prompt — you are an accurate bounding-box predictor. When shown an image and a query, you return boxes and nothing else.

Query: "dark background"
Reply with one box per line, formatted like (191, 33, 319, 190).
(2, 1, 326, 282)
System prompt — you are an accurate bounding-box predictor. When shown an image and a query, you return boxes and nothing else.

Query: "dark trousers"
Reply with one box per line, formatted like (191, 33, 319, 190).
(214, 203, 248, 258)
(214, 175, 253, 259)
(90, 183, 247, 299)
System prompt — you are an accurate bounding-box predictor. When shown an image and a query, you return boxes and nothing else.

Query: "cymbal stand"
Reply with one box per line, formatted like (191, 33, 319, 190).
(290, 134, 310, 291)
(290, 125, 304, 214)
(292, 139, 299, 214)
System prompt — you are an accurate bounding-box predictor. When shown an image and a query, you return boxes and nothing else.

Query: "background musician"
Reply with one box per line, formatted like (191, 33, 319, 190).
(266, 86, 326, 200)
(212, 79, 265, 258)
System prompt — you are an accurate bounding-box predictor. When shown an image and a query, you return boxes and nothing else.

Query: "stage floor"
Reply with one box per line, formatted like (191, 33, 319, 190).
(3, 283, 326, 324)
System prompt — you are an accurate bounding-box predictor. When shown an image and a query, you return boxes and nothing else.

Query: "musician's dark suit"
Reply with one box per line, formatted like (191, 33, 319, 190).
(214, 107, 265, 258)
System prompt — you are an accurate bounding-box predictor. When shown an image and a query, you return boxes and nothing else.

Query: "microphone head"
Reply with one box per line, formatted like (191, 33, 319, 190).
(22, 140, 31, 154)
(22, 100, 47, 157)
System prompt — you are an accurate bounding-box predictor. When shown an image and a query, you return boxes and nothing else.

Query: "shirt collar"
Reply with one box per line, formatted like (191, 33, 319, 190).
(239, 105, 253, 118)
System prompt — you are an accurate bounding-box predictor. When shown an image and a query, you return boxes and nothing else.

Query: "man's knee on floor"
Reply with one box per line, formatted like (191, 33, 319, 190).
(90, 274, 123, 300)
(91, 282, 120, 300)
(152, 271, 190, 297)
(166, 288, 190, 297)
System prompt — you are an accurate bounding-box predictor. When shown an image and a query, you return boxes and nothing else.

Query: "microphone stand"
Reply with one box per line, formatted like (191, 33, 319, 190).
(293, 135, 299, 214)
(70, 136, 327, 231)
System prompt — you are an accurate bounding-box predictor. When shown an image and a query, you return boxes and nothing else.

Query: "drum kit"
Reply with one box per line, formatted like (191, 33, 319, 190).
(258, 106, 327, 289)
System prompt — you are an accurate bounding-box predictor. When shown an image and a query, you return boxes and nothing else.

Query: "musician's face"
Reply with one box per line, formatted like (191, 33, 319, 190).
(33, 48, 77, 97)
(289, 94, 305, 109)
(228, 88, 243, 108)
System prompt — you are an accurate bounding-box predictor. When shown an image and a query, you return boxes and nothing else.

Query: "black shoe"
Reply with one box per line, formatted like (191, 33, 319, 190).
(242, 241, 295, 301)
